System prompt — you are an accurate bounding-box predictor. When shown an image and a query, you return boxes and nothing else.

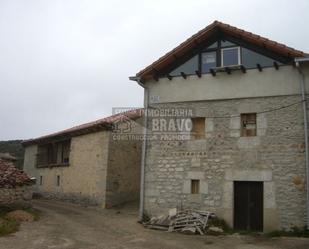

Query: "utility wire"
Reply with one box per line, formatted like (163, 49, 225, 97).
(147, 98, 307, 119)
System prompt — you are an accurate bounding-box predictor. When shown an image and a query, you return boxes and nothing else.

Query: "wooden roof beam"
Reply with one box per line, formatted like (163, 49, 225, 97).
(256, 63, 263, 72)
(181, 72, 187, 79)
(195, 70, 201, 78)
(210, 68, 216, 77)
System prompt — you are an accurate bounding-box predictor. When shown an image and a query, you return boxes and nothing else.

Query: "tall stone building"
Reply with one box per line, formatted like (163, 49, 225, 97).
(130, 21, 309, 231)
(23, 110, 143, 208)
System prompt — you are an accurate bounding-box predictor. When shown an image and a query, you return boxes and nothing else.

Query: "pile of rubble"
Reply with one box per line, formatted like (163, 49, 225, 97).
(144, 209, 216, 235)
(0, 159, 33, 188)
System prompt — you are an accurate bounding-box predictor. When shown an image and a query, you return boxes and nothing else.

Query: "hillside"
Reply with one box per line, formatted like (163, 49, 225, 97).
(0, 140, 24, 169)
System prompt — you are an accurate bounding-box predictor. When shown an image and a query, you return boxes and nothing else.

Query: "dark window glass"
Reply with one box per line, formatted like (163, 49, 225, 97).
(191, 179, 200, 194)
(221, 40, 236, 47)
(201, 52, 216, 73)
(37, 140, 71, 167)
(206, 42, 217, 49)
(170, 55, 198, 76)
(222, 47, 240, 66)
(241, 48, 278, 68)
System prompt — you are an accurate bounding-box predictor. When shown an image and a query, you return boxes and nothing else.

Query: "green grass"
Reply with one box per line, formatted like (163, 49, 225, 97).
(24, 208, 41, 221)
(206, 217, 233, 235)
(0, 219, 20, 236)
(207, 217, 309, 238)
(265, 226, 309, 238)
(0, 206, 41, 236)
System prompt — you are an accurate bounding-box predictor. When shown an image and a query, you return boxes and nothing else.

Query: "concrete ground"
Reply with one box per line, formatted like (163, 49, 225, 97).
(0, 200, 309, 249)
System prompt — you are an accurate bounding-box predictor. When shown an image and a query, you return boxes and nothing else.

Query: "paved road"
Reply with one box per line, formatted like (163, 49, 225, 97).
(0, 199, 309, 249)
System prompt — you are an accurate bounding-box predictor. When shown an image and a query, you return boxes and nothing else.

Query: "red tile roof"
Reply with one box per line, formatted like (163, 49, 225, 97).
(136, 20, 307, 81)
(0, 159, 33, 188)
(22, 109, 143, 146)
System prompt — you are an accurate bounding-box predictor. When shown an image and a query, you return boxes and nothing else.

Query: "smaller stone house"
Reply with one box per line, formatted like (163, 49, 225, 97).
(22, 110, 143, 207)
(0, 159, 34, 206)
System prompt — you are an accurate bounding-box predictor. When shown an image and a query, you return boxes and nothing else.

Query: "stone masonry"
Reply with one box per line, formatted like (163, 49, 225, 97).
(144, 95, 307, 231)
(0, 186, 33, 206)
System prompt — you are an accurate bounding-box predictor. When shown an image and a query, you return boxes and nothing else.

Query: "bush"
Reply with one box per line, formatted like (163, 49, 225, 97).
(207, 216, 232, 232)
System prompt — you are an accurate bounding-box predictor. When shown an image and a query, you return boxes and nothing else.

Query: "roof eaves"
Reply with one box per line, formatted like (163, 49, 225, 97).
(136, 20, 306, 82)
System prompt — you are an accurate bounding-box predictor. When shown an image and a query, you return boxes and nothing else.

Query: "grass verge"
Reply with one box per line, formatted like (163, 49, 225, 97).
(0, 205, 41, 236)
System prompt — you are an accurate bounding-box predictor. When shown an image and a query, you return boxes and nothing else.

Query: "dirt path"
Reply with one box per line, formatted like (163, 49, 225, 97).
(0, 199, 309, 249)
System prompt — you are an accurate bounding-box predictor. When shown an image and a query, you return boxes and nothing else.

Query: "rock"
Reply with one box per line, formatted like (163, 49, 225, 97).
(168, 208, 177, 217)
(181, 227, 196, 234)
(5, 210, 34, 222)
(22, 190, 33, 201)
(208, 226, 224, 233)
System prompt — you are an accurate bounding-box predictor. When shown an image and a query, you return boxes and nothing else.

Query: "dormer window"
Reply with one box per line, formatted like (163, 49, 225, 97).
(221, 47, 241, 66)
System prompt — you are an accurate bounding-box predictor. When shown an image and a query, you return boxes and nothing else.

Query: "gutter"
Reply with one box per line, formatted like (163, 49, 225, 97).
(295, 57, 309, 228)
(129, 76, 148, 221)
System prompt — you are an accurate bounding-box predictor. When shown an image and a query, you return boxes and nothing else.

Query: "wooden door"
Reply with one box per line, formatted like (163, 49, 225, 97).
(234, 181, 263, 231)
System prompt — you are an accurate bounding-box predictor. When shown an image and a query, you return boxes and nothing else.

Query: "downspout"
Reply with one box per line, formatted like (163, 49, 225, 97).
(129, 76, 148, 221)
(295, 57, 309, 228)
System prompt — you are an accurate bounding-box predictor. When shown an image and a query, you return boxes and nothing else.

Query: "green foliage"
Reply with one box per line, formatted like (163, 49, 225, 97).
(0, 140, 24, 169)
(208, 216, 232, 232)
(0, 219, 20, 236)
(0, 206, 40, 236)
(24, 208, 41, 221)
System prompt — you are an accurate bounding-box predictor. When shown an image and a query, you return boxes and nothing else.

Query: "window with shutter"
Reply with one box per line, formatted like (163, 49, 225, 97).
(241, 113, 257, 137)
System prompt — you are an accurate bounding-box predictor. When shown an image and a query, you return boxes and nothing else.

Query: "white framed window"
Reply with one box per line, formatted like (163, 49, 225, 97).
(221, 47, 241, 66)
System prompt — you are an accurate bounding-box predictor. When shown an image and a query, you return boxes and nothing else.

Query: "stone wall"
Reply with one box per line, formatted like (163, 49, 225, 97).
(0, 186, 33, 206)
(23, 131, 110, 206)
(144, 95, 307, 231)
(105, 118, 143, 207)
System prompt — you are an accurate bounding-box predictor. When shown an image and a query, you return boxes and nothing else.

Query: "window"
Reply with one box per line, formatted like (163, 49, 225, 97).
(191, 180, 200, 194)
(167, 38, 285, 77)
(241, 113, 257, 137)
(221, 40, 236, 48)
(221, 47, 241, 66)
(37, 139, 71, 167)
(206, 41, 218, 49)
(57, 175, 60, 186)
(191, 118, 205, 139)
(39, 176, 43, 185)
(201, 52, 217, 73)
(170, 55, 199, 76)
(241, 48, 278, 68)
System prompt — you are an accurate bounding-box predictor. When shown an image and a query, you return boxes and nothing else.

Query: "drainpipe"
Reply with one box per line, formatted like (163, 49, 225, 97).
(129, 76, 148, 221)
(295, 57, 309, 228)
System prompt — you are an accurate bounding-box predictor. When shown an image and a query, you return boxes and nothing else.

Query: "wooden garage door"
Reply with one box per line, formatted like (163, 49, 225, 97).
(234, 181, 263, 231)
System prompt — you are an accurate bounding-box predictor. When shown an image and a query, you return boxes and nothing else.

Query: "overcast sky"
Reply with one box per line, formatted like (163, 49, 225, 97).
(0, 0, 308, 140)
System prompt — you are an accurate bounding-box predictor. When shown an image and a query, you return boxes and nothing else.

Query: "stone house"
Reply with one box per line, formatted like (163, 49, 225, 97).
(23, 110, 143, 207)
(0, 159, 34, 206)
(130, 21, 309, 231)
